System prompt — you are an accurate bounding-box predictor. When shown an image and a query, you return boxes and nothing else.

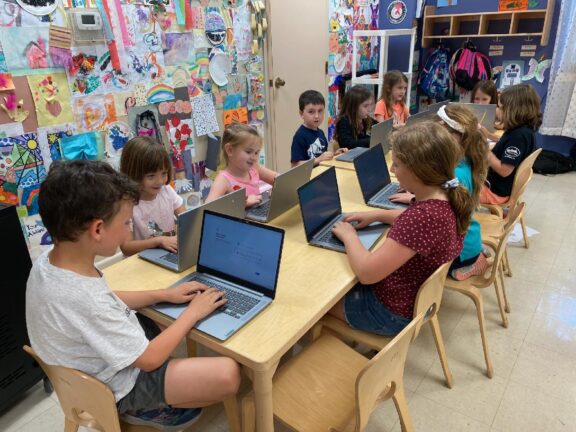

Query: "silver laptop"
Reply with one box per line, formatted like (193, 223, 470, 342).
(297, 167, 387, 253)
(152, 210, 284, 341)
(138, 189, 245, 272)
(335, 118, 394, 162)
(454, 103, 497, 132)
(406, 100, 449, 125)
(245, 159, 314, 222)
(353, 144, 408, 210)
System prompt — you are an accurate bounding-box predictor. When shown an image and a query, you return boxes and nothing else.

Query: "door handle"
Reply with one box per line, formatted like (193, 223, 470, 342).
(274, 78, 286, 88)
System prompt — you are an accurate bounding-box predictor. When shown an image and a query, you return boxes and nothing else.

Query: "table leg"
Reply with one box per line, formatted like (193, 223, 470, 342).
(252, 363, 278, 432)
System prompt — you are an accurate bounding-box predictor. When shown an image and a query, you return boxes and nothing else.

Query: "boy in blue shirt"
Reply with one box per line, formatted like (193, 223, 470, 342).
(291, 90, 347, 167)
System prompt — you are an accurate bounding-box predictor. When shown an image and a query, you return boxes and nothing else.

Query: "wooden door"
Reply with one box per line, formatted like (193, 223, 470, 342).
(265, 0, 329, 172)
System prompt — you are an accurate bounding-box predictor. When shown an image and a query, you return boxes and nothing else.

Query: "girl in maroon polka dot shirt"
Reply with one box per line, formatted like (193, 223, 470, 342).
(329, 122, 475, 336)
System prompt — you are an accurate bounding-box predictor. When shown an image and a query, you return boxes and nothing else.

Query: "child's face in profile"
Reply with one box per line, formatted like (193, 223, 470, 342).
(98, 200, 134, 256)
(300, 103, 325, 130)
(358, 98, 374, 121)
(391, 82, 407, 102)
(474, 90, 492, 105)
(227, 137, 262, 172)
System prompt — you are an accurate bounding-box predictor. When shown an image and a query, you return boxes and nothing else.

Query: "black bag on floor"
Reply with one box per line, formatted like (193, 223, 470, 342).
(533, 149, 576, 175)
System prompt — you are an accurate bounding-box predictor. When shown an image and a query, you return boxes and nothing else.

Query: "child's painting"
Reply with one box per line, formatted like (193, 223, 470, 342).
(0, 72, 14, 91)
(105, 121, 132, 158)
(127, 104, 163, 143)
(158, 86, 193, 125)
(73, 95, 118, 132)
(191, 94, 219, 136)
(0, 133, 46, 188)
(0, 27, 50, 70)
(27, 73, 74, 127)
(223, 107, 248, 127)
(60, 131, 104, 161)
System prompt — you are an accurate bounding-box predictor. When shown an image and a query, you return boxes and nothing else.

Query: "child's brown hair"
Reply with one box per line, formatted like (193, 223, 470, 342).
(438, 104, 488, 207)
(221, 123, 262, 165)
(120, 137, 172, 184)
(498, 83, 542, 131)
(391, 122, 475, 235)
(335, 85, 373, 141)
(379, 70, 408, 117)
(471, 80, 498, 104)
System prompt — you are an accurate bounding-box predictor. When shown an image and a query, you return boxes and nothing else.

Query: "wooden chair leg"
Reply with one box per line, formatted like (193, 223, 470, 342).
(520, 213, 529, 249)
(223, 396, 241, 432)
(428, 315, 453, 389)
(392, 382, 414, 432)
(503, 248, 512, 278)
(64, 418, 79, 432)
(493, 272, 509, 328)
(241, 393, 256, 432)
(469, 287, 494, 378)
(499, 265, 510, 313)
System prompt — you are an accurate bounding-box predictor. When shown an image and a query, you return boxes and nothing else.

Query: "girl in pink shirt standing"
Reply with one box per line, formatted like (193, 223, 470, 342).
(120, 137, 186, 256)
(374, 70, 410, 126)
(206, 123, 278, 208)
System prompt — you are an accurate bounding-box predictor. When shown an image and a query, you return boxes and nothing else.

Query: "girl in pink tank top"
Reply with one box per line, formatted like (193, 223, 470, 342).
(206, 124, 278, 207)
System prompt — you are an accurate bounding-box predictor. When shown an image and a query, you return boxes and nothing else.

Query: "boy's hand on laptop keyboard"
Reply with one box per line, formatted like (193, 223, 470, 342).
(164, 281, 208, 304)
(184, 287, 227, 322)
(335, 147, 348, 155)
(389, 192, 414, 204)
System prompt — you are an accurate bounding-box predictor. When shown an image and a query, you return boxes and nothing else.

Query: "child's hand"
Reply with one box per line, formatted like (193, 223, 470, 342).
(343, 212, 374, 229)
(389, 192, 414, 204)
(331, 220, 358, 242)
(183, 287, 227, 322)
(157, 235, 177, 253)
(246, 194, 263, 207)
(318, 151, 334, 162)
(335, 148, 349, 155)
(165, 281, 207, 304)
(392, 123, 405, 130)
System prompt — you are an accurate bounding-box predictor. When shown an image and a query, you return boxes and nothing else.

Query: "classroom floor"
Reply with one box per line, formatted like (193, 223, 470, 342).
(2, 171, 576, 432)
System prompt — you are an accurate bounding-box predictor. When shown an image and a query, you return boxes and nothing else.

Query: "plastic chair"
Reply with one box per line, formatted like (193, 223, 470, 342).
(481, 148, 541, 249)
(241, 312, 426, 432)
(444, 203, 525, 379)
(319, 261, 454, 389)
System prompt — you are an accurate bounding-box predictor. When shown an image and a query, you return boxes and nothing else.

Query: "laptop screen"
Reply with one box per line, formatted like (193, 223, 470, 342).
(354, 144, 391, 202)
(198, 211, 284, 296)
(297, 167, 341, 241)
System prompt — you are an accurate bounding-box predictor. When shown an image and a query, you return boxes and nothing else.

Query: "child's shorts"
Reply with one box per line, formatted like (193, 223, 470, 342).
(117, 360, 170, 414)
(479, 185, 509, 205)
(343, 284, 411, 336)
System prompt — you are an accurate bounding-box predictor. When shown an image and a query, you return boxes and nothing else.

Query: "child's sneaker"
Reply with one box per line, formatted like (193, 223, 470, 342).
(121, 407, 203, 431)
(451, 254, 489, 281)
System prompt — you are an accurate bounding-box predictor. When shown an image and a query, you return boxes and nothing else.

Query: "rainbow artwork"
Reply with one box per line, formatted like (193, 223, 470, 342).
(146, 84, 176, 104)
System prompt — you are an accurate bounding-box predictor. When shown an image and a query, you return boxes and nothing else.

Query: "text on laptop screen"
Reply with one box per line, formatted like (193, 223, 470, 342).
(355, 145, 391, 200)
(199, 212, 282, 294)
(298, 168, 341, 239)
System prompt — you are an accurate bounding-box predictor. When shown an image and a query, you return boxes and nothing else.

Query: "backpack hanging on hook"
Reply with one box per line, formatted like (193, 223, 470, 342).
(449, 41, 493, 93)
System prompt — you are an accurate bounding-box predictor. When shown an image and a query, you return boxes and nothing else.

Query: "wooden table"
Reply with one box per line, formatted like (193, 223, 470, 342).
(104, 166, 381, 432)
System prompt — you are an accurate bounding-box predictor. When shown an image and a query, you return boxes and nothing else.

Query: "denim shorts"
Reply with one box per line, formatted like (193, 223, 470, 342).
(117, 360, 170, 414)
(343, 284, 411, 336)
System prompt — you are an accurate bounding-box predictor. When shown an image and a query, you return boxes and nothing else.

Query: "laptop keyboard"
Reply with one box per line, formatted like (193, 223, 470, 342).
(188, 276, 260, 319)
(373, 183, 401, 202)
(316, 229, 344, 247)
(248, 200, 271, 218)
(162, 253, 179, 264)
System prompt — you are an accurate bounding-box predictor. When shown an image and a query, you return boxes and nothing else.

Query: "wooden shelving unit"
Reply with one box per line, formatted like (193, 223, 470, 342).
(421, 0, 555, 48)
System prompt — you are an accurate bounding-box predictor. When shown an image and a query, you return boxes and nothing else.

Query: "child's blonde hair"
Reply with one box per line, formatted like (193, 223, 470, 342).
(471, 80, 498, 104)
(391, 122, 475, 235)
(498, 83, 542, 131)
(437, 104, 488, 206)
(379, 70, 408, 117)
(221, 123, 262, 164)
(120, 137, 172, 184)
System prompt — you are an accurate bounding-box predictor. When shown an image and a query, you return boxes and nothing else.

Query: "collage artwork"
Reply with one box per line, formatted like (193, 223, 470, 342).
(0, 0, 266, 254)
(327, 0, 381, 139)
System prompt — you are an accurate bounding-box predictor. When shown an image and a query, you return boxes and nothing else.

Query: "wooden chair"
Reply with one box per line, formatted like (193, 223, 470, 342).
(444, 202, 525, 379)
(319, 261, 454, 389)
(481, 148, 541, 249)
(241, 312, 427, 432)
(23, 346, 241, 432)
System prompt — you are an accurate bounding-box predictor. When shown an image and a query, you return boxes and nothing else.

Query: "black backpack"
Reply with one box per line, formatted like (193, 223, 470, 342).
(533, 149, 576, 175)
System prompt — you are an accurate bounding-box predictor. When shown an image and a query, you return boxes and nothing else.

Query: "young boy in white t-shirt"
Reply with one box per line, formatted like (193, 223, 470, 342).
(26, 160, 240, 429)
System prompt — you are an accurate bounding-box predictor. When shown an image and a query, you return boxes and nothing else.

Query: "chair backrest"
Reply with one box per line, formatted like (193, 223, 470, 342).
(412, 261, 452, 336)
(508, 148, 542, 207)
(353, 311, 425, 432)
(23, 346, 122, 432)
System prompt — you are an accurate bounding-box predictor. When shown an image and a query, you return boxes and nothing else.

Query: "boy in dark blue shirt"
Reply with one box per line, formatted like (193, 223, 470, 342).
(291, 90, 347, 167)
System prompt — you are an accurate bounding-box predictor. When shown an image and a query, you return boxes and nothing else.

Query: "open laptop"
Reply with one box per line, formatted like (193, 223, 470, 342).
(138, 188, 245, 272)
(297, 167, 387, 253)
(152, 210, 285, 341)
(454, 102, 497, 132)
(406, 100, 449, 125)
(245, 159, 314, 222)
(353, 143, 408, 210)
(335, 118, 394, 162)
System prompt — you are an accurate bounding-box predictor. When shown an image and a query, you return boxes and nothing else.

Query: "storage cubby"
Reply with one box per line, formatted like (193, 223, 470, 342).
(421, 0, 555, 47)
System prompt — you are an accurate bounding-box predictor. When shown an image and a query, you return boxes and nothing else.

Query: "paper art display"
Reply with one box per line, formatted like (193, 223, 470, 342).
(37, 124, 76, 171)
(232, 4, 252, 60)
(105, 121, 132, 157)
(522, 57, 552, 83)
(1, 93, 29, 122)
(223, 107, 248, 127)
(15, 0, 59, 16)
(191, 94, 219, 136)
(158, 86, 192, 125)
(498, 0, 528, 11)
(20, 183, 40, 215)
(0, 133, 46, 188)
(163, 33, 193, 66)
(165, 116, 194, 169)
(0, 27, 50, 70)
(73, 95, 117, 132)
(209, 50, 230, 86)
(127, 104, 162, 142)
(27, 73, 74, 127)
(0, 122, 24, 138)
(0, 72, 14, 91)
(205, 8, 226, 46)
(146, 83, 175, 104)
(60, 131, 104, 161)
(500, 60, 525, 89)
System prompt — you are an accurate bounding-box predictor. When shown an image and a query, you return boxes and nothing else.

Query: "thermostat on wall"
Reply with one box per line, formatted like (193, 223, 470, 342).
(69, 9, 105, 44)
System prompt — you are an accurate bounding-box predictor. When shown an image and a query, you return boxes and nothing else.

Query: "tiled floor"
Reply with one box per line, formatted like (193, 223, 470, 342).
(2, 171, 575, 431)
